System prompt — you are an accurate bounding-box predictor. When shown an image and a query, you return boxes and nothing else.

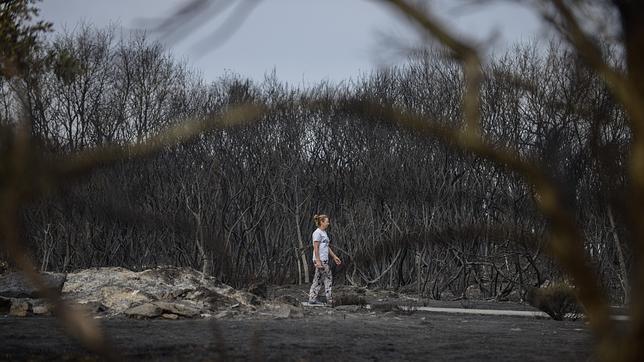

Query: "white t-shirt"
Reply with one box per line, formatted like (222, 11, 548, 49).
(312, 228, 330, 262)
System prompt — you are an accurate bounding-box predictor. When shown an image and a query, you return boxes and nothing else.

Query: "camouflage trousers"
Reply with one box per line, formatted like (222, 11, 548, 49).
(308, 260, 333, 304)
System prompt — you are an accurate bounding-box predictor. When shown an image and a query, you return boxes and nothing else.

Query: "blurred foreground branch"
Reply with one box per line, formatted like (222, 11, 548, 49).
(0, 104, 263, 359)
(380, 0, 644, 360)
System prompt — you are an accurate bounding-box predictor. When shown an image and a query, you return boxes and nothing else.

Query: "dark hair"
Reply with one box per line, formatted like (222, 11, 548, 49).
(313, 214, 329, 227)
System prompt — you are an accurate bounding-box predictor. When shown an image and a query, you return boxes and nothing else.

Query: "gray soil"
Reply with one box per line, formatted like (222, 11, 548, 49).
(0, 302, 595, 361)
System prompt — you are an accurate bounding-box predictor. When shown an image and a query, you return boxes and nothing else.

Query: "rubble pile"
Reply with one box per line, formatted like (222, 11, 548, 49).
(0, 266, 304, 320)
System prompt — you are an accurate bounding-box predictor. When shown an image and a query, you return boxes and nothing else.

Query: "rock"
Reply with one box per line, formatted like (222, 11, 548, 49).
(30, 299, 53, 316)
(162, 313, 179, 320)
(230, 291, 261, 306)
(154, 301, 201, 318)
(214, 310, 233, 319)
(9, 300, 29, 317)
(99, 286, 152, 314)
(32, 304, 51, 315)
(0, 296, 11, 314)
(208, 285, 261, 307)
(274, 295, 300, 306)
(247, 282, 267, 299)
(78, 301, 108, 314)
(195, 288, 238, 309)
(63, 268, 155, 315)
(182, 288, 203, 300)
(166, 288, 191, 300)
(0, 272, 66, 298)
(124, 303, 162, 319)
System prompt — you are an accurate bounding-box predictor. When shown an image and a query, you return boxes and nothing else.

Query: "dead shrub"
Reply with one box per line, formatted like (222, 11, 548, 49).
(526, 284, 583, 321)
(333, 293, 367, 307)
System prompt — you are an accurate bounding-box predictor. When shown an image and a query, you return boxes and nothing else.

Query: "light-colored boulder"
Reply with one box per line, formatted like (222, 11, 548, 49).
(214, 310, 233, 319)
(124, 303, 162, 319)
(77, 301, 108, 314)
(32, 304, 50, 315)
(228, 290, 260, 306)
(154, 301, 201, 318)
(30, 299, 53, 315)
(100, 287, 153, 313)
(9, 299, 29, 317)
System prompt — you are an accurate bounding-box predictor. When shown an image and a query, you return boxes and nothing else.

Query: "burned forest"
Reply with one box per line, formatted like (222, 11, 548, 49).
(1, 25, 629, 301)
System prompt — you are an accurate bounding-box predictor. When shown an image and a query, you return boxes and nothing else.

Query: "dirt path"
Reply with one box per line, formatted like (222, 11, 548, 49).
(1, 310, 593, 361)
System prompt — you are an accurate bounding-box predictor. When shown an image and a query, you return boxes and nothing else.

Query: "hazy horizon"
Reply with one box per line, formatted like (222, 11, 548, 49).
(39, 0, 544, 85)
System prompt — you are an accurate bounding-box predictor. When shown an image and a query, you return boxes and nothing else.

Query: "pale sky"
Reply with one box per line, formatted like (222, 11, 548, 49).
(38, 0, 545, 86)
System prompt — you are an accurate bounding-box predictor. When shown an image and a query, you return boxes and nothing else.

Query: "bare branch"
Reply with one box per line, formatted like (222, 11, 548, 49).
(544, 0, 644, 134)
(384, 0, 482, 137)
(1, 124, 116, 360)
(55, 104, 264, 181)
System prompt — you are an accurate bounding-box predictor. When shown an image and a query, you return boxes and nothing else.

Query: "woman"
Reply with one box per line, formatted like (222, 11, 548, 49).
(308, 214, 342, 306)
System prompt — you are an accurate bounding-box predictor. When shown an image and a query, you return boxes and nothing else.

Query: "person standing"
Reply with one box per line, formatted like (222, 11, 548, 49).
(308, 214, 342, 306)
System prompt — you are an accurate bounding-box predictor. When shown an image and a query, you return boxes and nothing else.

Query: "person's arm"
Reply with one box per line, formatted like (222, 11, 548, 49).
(329, 247, 341, 265)
(313, 241, 322, 268)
